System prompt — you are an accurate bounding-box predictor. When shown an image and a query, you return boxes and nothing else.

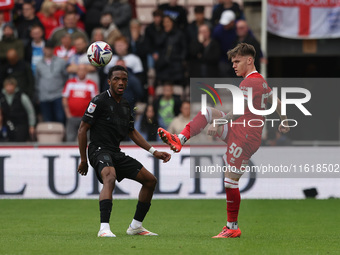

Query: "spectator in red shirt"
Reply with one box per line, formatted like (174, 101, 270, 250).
(54, 0, 86, 31)
(62, 64, 98, 141)
(36, 0, 58, 39)
(53, 32, 76, 62)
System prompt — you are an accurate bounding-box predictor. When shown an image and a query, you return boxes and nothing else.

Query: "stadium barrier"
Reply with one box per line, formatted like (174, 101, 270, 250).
(0, 145, 339, 199)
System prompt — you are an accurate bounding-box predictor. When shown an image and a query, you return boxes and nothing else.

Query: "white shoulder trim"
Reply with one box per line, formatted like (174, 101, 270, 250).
(245, 71, 258, 78)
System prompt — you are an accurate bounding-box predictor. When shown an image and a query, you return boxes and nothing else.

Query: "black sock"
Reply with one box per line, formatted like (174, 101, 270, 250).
(100, 199, 112, 223)
(133, 201, 151, 222)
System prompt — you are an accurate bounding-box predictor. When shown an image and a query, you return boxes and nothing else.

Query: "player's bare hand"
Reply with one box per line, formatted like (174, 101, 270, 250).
(278, 123, 290, 134)
(78, 160, 88, 176)
(154, 151, 171, 163)
(207, 123, 219, 136)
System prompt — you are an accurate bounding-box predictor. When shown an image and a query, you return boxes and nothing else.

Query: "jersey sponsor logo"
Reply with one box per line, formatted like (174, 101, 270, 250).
(73, 90, 87, 98)
(242, 160, 249, 165)
(87, 102, 97, 113)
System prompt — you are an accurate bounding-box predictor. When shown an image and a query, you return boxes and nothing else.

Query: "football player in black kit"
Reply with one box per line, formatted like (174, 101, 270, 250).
(77, 65, 171, 237)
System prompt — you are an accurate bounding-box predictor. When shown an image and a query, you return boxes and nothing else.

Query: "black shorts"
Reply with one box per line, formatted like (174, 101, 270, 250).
(88, 147, 143, 184)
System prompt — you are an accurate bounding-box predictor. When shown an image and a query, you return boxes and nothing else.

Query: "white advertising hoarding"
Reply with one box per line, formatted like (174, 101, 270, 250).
(0, 145, 339, 199)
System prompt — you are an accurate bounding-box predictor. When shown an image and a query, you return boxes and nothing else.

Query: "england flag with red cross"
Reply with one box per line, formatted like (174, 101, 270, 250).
(268, 0, 340, 39)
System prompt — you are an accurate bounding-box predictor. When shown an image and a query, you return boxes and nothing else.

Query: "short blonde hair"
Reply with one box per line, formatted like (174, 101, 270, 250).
(40, 0, 57, 17)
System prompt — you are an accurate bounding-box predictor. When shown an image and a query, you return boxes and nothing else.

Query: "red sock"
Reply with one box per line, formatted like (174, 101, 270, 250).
(225, 188, 241, 222)
(180, 111, 208, 139)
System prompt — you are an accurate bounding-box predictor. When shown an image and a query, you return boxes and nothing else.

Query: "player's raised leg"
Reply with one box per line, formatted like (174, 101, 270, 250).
(126, 167, 158, 236)
(212, 168, 244, 238)
(158, 107, 223, 152)
(98, 166, 117, 237)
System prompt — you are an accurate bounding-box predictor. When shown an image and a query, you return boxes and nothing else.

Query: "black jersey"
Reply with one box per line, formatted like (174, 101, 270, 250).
(82, 90, 134, 152)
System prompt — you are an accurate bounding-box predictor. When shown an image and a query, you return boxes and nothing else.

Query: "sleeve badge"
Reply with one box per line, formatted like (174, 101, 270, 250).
(87, 102, 97, 113)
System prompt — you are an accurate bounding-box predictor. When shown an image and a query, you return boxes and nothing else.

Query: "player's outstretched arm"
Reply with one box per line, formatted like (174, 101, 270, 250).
(77, 121, 91, 175)
(268, 94, 290, 134)
(129, 129, 171, 163)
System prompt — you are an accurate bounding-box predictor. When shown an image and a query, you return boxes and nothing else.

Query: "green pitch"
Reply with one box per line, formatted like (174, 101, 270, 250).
(0, 199, 339, 255)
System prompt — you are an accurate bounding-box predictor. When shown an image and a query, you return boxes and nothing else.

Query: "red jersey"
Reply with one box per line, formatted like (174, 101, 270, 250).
(62, 78, 98, 117)
(36, 12, 58, 39)
(232, 71, 272, 140)
(54, 45, 76, 59)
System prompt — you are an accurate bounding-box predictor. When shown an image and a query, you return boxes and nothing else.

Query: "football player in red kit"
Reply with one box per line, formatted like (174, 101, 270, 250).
(158, 43, 290, 238)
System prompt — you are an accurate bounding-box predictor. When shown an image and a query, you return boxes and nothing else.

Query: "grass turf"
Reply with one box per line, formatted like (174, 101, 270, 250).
(0, 199, 339, 255)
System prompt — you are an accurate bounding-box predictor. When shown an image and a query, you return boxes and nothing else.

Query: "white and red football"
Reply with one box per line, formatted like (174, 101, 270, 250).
(87, 41, 113, 67)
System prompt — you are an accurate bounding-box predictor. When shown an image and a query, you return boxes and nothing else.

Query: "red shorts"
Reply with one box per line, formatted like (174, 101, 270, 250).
(217, 122, 261, 173)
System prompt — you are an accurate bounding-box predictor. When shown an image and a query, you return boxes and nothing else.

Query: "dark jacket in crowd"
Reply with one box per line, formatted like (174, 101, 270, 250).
(135, 111, 162, 142)
(144, 22, 163, 55)
(16, 16, 44, 46)
(129, 35, 148, 85)
(0, 36, 25, 65)
(0, 60, 35, 100)
(155, 28, 187, 84)
(0, 90, 29, 141)
(212, 24, 237, 61)
(105, 0, 132, 38)
(83, 0, 107, 37)
(186, 19, 212, 44)
(233, 32, 263, 72)
(188, 38, 221, 78)
(158, 3, 188, 30)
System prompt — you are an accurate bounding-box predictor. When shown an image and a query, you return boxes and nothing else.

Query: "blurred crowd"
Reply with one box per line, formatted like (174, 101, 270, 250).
(0, 0, 281, 145)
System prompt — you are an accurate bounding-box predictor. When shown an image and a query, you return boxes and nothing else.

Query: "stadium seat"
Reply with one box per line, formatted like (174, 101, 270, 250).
(137, 7, 155, 24)
(136, 0, 157, 6)
(155, 85, 184, 97)
(187, 0, 214, 5)
(36, 122, 65, 144)
(158, 0, 186, 5)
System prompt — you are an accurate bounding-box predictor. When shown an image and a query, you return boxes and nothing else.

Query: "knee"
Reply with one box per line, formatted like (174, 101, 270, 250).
(202, 107, 223, 123)
(151, 176, 158, 188)
(201, 107, 213, 123)
(145, 176, 158, 190)
(102, 169, 116, 186)
(224, 177, 239, 189)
